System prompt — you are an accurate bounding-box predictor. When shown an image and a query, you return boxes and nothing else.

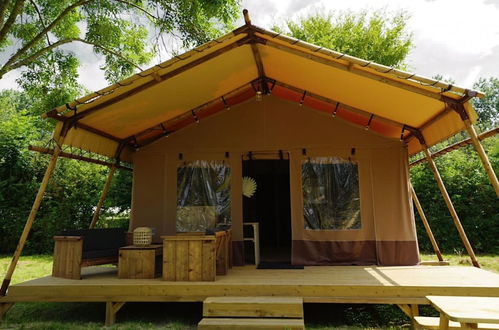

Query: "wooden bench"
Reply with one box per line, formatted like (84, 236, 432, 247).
(52, 228, 126, 279)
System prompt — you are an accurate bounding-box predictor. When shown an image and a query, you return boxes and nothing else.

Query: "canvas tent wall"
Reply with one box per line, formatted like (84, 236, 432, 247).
(130, 96, 419, 266)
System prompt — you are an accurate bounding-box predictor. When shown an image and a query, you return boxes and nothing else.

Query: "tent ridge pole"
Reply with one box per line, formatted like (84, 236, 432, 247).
(420, 144, 480, 268)
(409, 183, 443, 261)
(0, 132, 66, 296)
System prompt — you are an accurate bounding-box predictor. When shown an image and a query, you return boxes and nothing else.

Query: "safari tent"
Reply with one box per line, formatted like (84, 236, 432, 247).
(1, 10, 499, 328)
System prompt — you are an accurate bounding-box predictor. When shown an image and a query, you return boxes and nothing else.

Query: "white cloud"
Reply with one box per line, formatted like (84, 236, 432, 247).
(0, 69, 21, 91)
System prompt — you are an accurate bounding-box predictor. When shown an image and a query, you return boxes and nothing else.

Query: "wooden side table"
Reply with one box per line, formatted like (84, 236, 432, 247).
(162, 235, 216, 281)
(118, 244, 162, 279)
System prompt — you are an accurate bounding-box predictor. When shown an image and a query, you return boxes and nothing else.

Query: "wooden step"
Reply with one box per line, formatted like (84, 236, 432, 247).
(198, 317, 305, 329)
(414, 316, 499, 329)
(203, 296, 303, 318)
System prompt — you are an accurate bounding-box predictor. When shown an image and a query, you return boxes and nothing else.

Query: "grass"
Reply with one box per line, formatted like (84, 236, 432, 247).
(421, 253, 499, 273)
(0, 253, 497, 329)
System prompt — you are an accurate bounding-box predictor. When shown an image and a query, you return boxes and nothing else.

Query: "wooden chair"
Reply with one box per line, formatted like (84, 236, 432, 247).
(243, 222, 260, 265)
(215, 230, 231, 275)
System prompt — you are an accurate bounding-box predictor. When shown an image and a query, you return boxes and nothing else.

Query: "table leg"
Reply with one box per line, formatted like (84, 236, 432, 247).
(439, 312, 449, 330)
(461, 323, 478, 329)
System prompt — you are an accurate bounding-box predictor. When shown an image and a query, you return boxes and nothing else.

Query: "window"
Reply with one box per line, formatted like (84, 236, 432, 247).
(176, 160, 231, 232)
(302, 157, 361, 230)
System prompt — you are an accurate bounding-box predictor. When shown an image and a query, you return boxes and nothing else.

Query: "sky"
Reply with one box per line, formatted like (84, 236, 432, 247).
(1, 0, 498, 92)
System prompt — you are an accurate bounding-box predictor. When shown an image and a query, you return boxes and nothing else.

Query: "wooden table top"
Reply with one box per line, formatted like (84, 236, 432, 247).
(426, 295, 499, 324)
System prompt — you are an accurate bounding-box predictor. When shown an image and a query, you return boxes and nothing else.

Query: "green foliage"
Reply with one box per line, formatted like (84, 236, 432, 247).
(473, 77, 499, 127)
(0, 0, 240, 82)
(0, 90, 130, 253)
(411, 137, 499, 254)
(273, 10, 413, 68)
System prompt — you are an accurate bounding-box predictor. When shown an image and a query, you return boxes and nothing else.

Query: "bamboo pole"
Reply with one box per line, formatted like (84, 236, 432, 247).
(463, 119, 499, 198)
(409, 183, 444, 261)
(422, 146, 480, 268)
(0, 136, 64, 296)
(409, 127, 499, 168)
(89, 165, 117, 229)
(29, 145, 132, 171)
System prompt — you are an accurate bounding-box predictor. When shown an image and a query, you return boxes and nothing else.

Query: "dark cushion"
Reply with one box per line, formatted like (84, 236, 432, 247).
(82, 248, 120, 259)
(60, 228, 125, 253)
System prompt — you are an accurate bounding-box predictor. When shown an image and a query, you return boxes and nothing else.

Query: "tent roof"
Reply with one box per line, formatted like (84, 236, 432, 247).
(44, 13, 484, 163)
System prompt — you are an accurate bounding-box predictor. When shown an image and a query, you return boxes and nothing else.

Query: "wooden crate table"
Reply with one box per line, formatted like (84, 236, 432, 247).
(426, 295, 499, 329)
(118, 245, 162, 279)
(162, 235, 216, 281)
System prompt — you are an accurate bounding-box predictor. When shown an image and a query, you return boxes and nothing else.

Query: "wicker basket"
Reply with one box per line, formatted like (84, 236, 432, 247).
(133, 227, 153, 246)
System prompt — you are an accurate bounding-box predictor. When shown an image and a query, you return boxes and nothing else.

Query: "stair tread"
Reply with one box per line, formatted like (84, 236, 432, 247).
(414, 316, 499, 329)
(198, 317, 304, 329)
(204, 296, 303, 304)
(203, 296, 304, 318)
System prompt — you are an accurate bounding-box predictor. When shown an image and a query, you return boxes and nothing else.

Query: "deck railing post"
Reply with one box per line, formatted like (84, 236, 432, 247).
(0, 134, 65, 296)
(409, 183, 443, 262)
(462, 119, 499, 198)
(421, 146, 480, 268)
(89, 165, 117, 229)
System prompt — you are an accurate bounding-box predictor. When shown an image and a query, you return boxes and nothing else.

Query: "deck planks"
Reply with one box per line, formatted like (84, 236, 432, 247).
(2, 265, 499, 304)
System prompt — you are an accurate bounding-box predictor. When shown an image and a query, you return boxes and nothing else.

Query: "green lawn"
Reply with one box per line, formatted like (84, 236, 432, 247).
(0, 253, 497, 329)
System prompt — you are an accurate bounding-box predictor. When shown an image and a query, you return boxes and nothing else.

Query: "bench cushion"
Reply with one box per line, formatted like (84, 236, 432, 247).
(60, 228, 125, 254)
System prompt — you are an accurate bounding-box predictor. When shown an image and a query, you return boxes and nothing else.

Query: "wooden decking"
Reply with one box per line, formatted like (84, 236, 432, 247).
(2, 265, 499, 305)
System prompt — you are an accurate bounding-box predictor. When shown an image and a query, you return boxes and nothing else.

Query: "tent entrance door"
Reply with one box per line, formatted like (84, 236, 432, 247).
(243, 158, 292, 264)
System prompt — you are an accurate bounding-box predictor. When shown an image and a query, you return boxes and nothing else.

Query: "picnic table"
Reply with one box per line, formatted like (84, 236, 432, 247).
(426, 296, 499, 329)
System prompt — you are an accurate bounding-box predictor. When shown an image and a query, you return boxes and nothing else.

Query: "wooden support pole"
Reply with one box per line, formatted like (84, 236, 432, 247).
(409, 183, 444, 262)
(0, 136, 64, 296)
(422, 146, 480, 268)
(89, 165, 117, 229)
(0, 303, 14, 320)
(463, 119, 499, 198)
(29, 145, 132, 172)
(105, 301, 125, 326)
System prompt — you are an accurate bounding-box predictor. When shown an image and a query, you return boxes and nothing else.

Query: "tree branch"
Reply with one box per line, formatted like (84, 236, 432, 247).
(0, 0, 25, 45)
(8, 37, 143, 72)
(7, 38, 73, 71)
(29, 0, 51, 45)
(112, 0, 157, 20)
(0, 0, 11, 30)
(0, 0, 156, 78)
(76, 38, 144, 71)
(0, 0, 93, 75)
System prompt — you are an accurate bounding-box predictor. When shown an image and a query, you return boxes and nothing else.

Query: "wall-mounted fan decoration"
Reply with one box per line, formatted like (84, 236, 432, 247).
(242, 176, 257, 198)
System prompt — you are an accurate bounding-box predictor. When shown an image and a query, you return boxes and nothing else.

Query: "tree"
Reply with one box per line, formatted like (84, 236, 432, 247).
(473, 77, 499, 128)
(0, 0, 240, 82)
(273, 10, 412, 68)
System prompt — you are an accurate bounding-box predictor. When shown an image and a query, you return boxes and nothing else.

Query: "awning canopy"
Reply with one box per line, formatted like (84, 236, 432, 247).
(44, 17, 484, 163)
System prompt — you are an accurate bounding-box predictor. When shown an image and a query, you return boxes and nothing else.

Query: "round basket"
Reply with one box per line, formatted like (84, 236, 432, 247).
(133, 227, 152, 246)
